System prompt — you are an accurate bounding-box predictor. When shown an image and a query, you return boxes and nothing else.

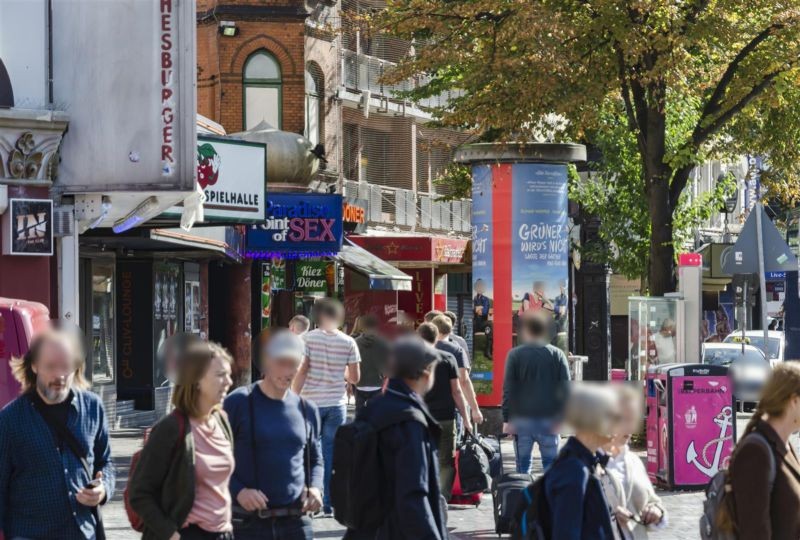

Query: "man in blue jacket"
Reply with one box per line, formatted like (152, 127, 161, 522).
(360, 337, 447, 540)
(0, 330, 115, 540)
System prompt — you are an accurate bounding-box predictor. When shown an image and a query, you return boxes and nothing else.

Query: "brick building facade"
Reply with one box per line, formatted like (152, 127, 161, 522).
(196, 1, 308, 134)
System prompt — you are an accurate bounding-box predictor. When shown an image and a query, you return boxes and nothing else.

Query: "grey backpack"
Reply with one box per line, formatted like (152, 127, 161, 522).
(699, 432, 776, 539)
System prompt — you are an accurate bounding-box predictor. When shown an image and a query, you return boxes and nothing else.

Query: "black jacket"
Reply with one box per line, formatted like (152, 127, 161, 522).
(360, 379, 447, 540)
(356, 333, 391, 388)
(545, 437, 615, 540)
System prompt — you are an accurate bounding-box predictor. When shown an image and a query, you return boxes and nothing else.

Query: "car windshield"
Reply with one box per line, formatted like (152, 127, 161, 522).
(703, 348, 768, 367)
(724, 335, 780, 359)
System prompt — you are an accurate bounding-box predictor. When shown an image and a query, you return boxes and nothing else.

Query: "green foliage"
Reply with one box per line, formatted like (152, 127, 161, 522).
(432, 163, 472, 201)
(378, 0, 800, 292)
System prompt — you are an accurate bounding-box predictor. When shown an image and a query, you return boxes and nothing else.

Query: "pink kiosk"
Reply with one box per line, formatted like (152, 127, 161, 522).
(646, 363, 736, 489)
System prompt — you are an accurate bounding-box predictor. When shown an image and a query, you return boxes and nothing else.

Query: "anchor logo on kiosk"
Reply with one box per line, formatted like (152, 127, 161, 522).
(686, 406, 733, 478)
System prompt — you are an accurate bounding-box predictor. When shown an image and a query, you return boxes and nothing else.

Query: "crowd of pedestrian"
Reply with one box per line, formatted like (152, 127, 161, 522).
(5, 297, 800, 540)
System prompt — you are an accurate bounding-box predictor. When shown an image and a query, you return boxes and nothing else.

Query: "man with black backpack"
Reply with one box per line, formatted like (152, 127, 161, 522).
(224, 331, 323, 540)
(334, 337, 447, 540)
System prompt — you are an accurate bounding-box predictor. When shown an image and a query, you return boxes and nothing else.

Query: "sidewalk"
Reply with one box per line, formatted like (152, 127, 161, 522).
(102, 431, 700, 539)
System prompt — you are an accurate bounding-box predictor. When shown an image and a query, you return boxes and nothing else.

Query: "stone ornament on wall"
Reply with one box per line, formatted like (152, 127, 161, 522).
(0, 127, 66, 183)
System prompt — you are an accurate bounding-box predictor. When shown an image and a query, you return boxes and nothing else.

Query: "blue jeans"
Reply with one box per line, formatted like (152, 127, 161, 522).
(233, 516, 313, 540)
(512, 417, 560, 474)
(319, 404, 347, 511)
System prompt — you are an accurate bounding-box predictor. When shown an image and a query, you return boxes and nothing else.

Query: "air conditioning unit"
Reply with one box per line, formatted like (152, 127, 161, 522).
(53, 205, 75, 237)
(359, 90, 371, 118)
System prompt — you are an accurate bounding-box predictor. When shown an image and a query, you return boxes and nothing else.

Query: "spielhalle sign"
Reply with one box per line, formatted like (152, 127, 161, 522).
(164, 136, 267, 223)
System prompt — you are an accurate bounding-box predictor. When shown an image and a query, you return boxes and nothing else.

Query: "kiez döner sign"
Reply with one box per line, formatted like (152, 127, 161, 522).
(246, 194, 344, 256)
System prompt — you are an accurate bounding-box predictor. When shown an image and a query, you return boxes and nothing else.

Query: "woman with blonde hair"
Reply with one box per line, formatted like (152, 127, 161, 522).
(723, 362, 800, 539)
(544, 383, 620, 539)
(129, 341, 235, 540)
(600, 385, 665, 538)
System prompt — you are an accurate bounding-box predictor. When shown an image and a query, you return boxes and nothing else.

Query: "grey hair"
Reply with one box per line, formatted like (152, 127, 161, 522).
(565, 383, 619, 437)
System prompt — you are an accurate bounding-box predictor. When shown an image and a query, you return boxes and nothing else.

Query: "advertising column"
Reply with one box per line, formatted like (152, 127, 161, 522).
(457, 143, 586, 406)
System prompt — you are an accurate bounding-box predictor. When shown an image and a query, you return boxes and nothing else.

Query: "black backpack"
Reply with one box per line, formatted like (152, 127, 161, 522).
(331, 406, 428, 530)
(457, 432, 493, 495)
(511, 474, 551, 540)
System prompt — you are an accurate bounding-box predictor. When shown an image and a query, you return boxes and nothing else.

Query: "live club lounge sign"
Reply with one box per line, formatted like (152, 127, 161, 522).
(2, 199, 53, 256)
(246, 193, 344, 256)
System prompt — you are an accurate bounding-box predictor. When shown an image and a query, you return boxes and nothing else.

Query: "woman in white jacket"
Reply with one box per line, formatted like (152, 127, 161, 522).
(601, 385, 667, 539)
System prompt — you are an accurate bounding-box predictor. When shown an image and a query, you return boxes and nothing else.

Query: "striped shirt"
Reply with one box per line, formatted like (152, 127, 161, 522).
(301, 329, 361, 407)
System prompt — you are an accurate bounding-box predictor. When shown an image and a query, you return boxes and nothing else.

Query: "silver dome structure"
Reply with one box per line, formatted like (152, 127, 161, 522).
(232, 121, 320, 190)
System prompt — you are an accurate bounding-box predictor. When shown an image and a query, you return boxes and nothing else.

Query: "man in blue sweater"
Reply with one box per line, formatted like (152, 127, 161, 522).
(224, 331, 323, 540)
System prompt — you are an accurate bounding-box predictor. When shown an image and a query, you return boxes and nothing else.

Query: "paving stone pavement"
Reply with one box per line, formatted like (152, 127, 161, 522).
(103, 430, 719, 539)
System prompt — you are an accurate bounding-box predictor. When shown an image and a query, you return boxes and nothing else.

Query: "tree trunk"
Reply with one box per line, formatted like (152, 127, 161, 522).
(647, 178, 675, 295)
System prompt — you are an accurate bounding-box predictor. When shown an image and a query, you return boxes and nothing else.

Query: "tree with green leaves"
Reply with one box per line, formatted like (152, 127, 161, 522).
(379, 0, 800, 294)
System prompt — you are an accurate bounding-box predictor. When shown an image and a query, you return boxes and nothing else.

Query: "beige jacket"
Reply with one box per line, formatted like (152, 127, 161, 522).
(600, 445, 666, 540)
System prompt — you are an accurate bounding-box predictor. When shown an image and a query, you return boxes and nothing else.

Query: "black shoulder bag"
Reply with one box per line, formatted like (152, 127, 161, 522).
(29, 394, 107, 540)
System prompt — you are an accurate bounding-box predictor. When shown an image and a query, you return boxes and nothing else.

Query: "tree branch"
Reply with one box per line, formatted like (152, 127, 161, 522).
(698, 20, 790, 126)
(695, 65, 792, 144)
(615, 44, 647, 158)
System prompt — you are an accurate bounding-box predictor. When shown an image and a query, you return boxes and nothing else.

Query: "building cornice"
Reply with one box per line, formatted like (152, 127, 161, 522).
(0, 108, 69, 186)
(197, 5, 310, 24)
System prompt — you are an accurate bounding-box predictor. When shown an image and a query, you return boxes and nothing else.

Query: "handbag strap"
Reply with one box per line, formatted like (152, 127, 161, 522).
(28, 392, 94, 478)
(248, 385, 261, 487)
(300, 397, 311, 491)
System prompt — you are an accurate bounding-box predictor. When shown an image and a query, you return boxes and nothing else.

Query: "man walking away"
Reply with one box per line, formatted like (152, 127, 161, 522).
(354, 314, 390, 415)
(418, 323, 472, 501)
(226, 331, 323, 539)
(292, 298, 360, 516)
(0, 329, 115, 540)
(443, 311, 469, 360)
(289, 315, 311, 337)
(430, 315, 484, 427)
(348, 337, 447, 540)
(502, 313, 571, 473)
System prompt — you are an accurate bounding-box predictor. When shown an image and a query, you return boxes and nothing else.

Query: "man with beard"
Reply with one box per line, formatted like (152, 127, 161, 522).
(0, 329, 115, 540)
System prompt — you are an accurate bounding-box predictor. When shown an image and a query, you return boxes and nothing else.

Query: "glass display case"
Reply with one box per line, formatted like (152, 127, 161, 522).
(628, 296, 682, 381)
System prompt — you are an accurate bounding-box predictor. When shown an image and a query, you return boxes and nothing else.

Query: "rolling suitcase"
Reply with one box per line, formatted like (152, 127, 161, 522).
(491, 435, 533, 535)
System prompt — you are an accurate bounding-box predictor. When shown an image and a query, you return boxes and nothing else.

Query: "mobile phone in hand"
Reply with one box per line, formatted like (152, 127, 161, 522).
(85, 478, 102, 489)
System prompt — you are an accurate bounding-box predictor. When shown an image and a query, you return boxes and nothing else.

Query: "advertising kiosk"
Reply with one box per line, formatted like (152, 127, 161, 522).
(646, 363, 736, 490)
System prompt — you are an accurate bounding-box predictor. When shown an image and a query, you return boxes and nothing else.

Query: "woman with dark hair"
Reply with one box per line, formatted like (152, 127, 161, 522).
(721, 363, 800, 539)
(129, 342, 235, 540)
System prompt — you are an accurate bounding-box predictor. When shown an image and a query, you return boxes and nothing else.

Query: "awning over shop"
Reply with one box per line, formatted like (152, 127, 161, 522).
(149, 227, 243, 262)
(336, 240, 412, 291)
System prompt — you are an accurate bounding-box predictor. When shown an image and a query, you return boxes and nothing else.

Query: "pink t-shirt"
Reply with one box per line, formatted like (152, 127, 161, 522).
(184, 415, 234, 532)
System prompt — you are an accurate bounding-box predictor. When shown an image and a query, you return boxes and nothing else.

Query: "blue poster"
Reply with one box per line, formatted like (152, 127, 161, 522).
(471, 165, 494, 389)
(246, 193, 343, 256)
(512, 163, 569, 348)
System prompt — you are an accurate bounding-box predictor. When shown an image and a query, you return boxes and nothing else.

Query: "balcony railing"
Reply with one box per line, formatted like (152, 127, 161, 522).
(341, 50, 459, 111)
(343, 179, 471, 235)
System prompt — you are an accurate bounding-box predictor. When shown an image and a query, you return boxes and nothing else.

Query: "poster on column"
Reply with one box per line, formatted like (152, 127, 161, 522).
(471, 165, 494, 395)
(512, 163, 569, 353)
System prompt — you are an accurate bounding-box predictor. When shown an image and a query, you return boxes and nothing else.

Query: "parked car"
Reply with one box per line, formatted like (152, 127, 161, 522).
(702, 343, 771, 406)
(723, 330, 785, 367)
